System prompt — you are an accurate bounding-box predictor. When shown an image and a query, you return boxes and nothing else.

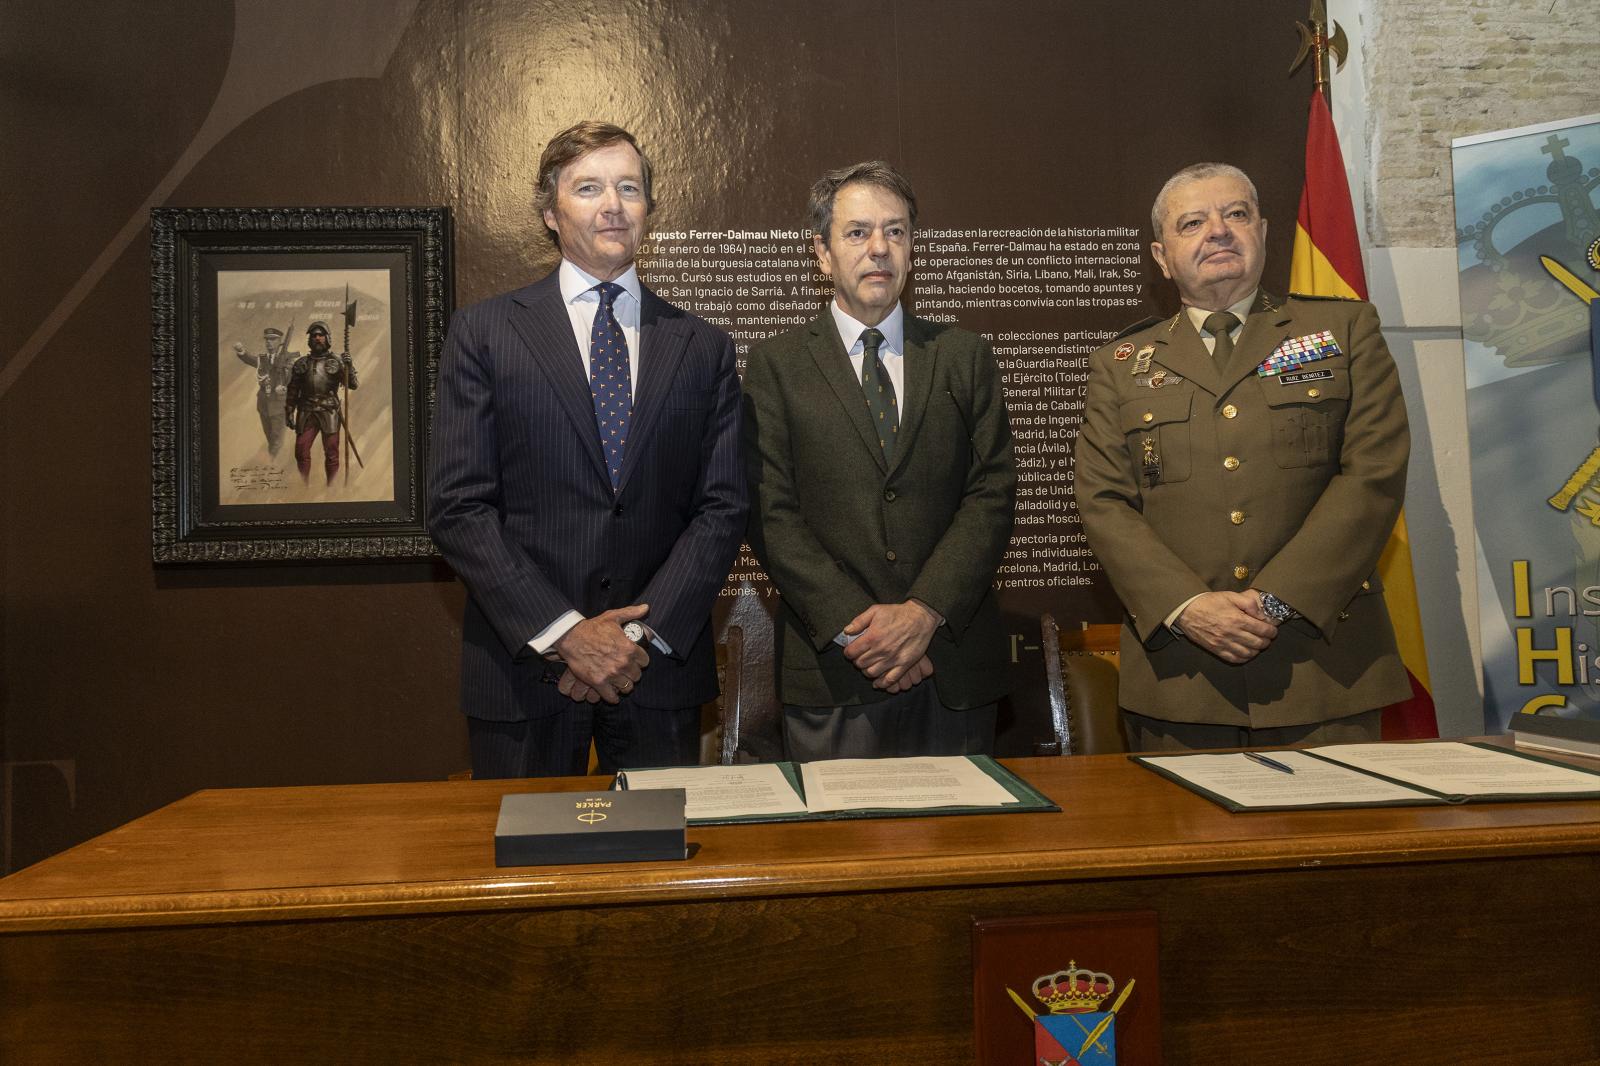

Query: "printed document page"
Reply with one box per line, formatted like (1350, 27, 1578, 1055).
(799, 756, 1017, 812)
(1308, 742, 1600, 797)
(619, 764, 808, 820)
(1141, 751, 1439, 808)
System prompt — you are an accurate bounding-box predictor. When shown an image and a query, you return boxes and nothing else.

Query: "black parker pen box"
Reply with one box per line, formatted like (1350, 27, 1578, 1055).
(494, 789, 687, 867)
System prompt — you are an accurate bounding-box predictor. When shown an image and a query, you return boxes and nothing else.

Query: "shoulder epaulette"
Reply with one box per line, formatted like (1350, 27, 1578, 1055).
(1287, 292, 1360, 302)
(1110, 315, 1162, 340)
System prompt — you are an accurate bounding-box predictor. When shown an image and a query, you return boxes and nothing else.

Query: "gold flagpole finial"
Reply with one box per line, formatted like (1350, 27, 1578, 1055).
(1290, 0, 1349, 97)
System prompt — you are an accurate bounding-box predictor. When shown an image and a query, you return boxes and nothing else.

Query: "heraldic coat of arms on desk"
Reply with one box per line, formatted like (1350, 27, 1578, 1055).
(1006, 960, 1136, 1066)
(971, 910, 1159, 1065)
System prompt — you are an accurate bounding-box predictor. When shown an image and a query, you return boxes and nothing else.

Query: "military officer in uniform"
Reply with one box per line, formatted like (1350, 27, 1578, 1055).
(1074, 162, 1412, 751)
(232, 326, 295, 455)
(286, 320, 357, 484)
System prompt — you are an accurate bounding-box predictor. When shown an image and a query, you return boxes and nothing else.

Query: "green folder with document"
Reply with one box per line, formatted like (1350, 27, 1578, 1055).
(616, 754, 1058, 825)
(1134, 741, 1600, 813)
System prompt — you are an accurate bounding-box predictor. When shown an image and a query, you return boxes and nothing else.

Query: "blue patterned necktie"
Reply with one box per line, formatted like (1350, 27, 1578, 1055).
(859, 327, 898, 462)
(589, 281, 632, 490)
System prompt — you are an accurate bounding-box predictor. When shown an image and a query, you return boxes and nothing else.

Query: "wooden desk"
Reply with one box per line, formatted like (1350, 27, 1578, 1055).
(3, 753, 1598, 1064)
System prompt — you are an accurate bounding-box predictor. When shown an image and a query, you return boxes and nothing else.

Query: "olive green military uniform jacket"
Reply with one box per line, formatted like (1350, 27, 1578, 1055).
(743, 312, 1016, 709)
(1074, 293, 1412, 728)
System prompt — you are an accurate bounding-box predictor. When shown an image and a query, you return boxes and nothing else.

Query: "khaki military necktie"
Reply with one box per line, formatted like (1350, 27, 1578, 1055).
(1203, 310, 1241, 362)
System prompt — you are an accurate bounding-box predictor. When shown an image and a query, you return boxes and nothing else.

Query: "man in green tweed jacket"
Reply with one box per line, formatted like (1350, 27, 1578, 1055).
(743, 161, 1017, 760)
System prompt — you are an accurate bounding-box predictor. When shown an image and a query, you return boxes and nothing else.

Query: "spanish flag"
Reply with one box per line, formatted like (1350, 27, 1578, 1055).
(1290, 90, 1439, 739)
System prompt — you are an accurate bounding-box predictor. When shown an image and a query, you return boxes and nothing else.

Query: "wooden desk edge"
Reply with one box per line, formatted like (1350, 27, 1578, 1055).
(2, 821, 1596, 933)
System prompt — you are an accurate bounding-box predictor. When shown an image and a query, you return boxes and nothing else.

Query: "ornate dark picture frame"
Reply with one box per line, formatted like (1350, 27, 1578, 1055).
(151, 206, 451, 563)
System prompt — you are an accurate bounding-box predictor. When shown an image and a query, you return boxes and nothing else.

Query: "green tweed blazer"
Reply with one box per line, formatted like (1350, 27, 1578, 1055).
(742, 311, 1016, 709)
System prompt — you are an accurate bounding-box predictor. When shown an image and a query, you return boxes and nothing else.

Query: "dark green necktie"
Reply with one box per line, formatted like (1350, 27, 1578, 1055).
(859, 327, 898, 462)
(1203, 310, 1241, 362)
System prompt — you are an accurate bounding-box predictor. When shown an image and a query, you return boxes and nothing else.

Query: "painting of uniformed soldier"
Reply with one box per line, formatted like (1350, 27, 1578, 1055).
(215, 268, 394, 505)
(231, 326, 296, 455)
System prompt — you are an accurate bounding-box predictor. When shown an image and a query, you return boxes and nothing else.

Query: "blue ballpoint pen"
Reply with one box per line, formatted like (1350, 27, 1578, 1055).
(1244, 751, 1296, 775)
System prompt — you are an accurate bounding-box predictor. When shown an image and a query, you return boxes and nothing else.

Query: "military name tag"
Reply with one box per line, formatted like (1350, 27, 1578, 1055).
(1257, 330, 1342, 377)
(1279, 368, 1334, 385)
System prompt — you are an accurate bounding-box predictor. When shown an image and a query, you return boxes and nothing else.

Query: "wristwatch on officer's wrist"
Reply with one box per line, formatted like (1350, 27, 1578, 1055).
(1258, 591, 1297, 624)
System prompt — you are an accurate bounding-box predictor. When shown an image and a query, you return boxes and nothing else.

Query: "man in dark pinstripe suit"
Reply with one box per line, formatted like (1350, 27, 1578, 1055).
(428, 122, 747, 778)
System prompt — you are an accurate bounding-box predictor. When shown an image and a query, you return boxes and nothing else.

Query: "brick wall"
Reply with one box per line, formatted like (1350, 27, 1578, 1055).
(1366, 0, 1600, 246)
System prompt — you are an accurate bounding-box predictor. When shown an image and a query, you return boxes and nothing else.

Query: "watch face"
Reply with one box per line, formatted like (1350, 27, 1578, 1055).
(1259, 593, 1293, 623)
(623, 621, 645, 643)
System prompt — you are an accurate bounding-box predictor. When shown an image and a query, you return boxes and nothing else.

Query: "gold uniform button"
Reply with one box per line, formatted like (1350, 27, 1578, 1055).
(1223, 456, 1240, 470)
(1361, 580, 1371, 590)
(1142, 412, 1154, 423)
(1233, 565, 1250, 581)
(1222, 404, 1238, 419)
(1229, 510, 1245, 525)
(1307, 387, 1321, 398)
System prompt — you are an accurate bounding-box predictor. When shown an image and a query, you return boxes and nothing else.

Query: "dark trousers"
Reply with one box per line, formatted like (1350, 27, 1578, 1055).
(257, 398, 286, 455)
(467, 703, 702, 779)
(783, 683, 997, 762)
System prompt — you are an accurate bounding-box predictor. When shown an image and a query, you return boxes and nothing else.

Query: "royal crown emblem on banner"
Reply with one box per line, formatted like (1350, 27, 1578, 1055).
(1455, 133, 1599, 367)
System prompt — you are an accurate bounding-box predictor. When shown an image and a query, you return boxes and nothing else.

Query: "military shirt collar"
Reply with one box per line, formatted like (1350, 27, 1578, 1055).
(1182, 289, 1258, 339)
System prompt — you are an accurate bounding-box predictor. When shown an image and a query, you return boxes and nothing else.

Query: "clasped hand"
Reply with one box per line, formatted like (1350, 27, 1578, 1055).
(841, 601, 939, 693)
(1175, 590, 1278, 664)
(554, 604, 650, 704)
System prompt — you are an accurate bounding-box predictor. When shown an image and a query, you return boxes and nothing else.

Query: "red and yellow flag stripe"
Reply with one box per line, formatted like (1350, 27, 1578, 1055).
(1289, 91, 1438, 739)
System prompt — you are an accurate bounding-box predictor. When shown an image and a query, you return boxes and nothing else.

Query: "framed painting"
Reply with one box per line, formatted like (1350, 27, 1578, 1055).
(150, 206, 451, 562)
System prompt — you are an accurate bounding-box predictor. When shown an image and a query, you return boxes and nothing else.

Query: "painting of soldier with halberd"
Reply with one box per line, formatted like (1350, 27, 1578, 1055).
(215, 268, 394, 506)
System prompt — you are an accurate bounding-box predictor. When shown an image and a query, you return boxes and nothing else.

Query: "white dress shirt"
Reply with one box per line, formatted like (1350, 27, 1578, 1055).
(530, 259, 666, 658)
(830, 299, 907, 402)
(558, 259, 643, 393)
(825, 300, 944, 644)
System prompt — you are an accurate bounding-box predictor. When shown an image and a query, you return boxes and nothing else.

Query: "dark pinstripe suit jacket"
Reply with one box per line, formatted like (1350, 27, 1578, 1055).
(427, 270, 747, 722)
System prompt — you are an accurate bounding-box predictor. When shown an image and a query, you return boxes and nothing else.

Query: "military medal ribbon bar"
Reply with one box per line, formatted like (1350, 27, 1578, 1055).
(1257, 330, 1342, 376)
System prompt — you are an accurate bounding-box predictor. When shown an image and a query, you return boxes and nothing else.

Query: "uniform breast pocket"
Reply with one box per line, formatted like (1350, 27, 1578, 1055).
(1263, 368, 1349, 468)
(1119, 391, 1192, 484)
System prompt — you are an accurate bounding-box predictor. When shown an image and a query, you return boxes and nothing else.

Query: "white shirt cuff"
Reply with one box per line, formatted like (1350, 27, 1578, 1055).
(529, 610, 584, 656)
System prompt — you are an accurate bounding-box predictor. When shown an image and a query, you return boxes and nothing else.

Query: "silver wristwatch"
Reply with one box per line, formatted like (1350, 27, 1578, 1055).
(1257, 591, 1297, 624)
(622, 621, 646, 644)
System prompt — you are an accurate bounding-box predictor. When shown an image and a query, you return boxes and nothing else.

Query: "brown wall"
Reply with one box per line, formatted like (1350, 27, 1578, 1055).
(1, 0, 1307, 870)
